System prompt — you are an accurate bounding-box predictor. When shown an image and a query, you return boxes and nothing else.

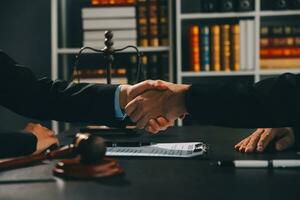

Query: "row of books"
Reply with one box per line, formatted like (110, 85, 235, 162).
(188, 20, 255, 72)
(136, 0, 169, 47)
(260, 24, 300, 69)
(81, 0, 169, 48)
(182, 0, 255, 13)
(261, 0, 300, 10)
(73, 53, 169, 84)
(82, 6, 137, 48)
(91, 0, 135, 6)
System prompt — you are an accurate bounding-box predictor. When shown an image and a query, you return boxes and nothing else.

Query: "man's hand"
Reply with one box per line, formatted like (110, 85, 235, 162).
(24, 123, 59, 155)
(234, 128, 295, 153)
(145, 117, 175, 134)
(125, 80, 191, 129)
(118, 80, 174, 133)
(119, 80, 168, 109)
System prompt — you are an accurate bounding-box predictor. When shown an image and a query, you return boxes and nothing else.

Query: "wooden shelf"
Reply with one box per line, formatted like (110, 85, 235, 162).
(260, 10, 300, 17)
(181, 71, 255, 77)
(57, 46, 170, 54)
(259, 69, 300, 75)
(180, 12, 255, 20)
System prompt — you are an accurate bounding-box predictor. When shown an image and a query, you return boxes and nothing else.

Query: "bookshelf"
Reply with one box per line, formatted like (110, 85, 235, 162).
(175, 0, 300, 125)
(50, 0, 174, 132)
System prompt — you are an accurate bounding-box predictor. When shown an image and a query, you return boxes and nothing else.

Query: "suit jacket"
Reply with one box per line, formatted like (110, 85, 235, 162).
(185, 73, 300, 146)
(0, 50, 120, 157)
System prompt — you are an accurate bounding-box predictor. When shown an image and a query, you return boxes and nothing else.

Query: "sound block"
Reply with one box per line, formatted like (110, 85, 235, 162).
(53, 156, 123, 179)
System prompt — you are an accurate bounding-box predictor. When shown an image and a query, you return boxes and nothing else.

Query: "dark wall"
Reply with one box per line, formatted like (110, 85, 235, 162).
(0, 0, 51, 130)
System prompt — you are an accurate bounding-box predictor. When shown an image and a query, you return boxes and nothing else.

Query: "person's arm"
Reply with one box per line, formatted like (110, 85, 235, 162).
(0, 51, 165, 129)
(234, 128, 295, 153)
(185, 73, 300, 128)
(0, 123, 59, 158)
(0, 131, 37, 158)
(125, 75, 300, 130)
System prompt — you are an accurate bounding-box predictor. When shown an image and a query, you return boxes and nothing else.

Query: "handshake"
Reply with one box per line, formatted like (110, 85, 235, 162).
(119, 80, 191, 133)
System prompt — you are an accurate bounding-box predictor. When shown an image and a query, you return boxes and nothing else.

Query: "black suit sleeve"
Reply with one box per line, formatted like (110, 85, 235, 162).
(0, 131, 37, 158)
(185, 73, 300, 128)
(0, 50, 121, 127)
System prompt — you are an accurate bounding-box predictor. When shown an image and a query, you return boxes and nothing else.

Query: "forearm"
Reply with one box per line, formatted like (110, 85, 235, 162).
(185, 73, 300, 128)
(1, 78, 119, 125)
(0, 131, 37, 158)
(0, 51, 120, 126)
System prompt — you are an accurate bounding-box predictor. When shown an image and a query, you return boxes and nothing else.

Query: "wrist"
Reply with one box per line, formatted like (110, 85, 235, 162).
(119, 85, 130, 109)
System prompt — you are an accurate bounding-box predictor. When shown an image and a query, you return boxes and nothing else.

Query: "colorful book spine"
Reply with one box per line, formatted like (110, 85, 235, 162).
(189, 25, 201, 72)
(91, 0, 135, 6)
(260, 24, 300, 69)
(210, 25, 221, 71)
(137, 0, 149, 47)
(158, 0, 169, 46)
(221, 24, 231, 71)
(231, 24, 240, 71)
(148, 0, 159, 46)
(201, 26, 210, 71)
(260, 47, 300, 58)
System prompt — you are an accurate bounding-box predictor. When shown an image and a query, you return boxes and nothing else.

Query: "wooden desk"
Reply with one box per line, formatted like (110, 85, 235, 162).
(0, 126, 299, 200)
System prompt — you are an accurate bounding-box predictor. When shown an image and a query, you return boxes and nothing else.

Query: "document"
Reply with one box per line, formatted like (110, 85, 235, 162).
(106, 142, 209, 158)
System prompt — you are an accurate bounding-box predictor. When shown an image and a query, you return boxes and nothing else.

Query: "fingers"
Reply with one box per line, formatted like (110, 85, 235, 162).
(129, 80, 168, 100)
(235, 128, 296, 154)
(237, 137, 251, 153)
(234, 139, 245, 151)
(145, 117, 174, 134)
(157, 117, 174, 130)
(275, 133, 295, 151)
(245, 129, 264, 153)
(256, 128, 275, 152)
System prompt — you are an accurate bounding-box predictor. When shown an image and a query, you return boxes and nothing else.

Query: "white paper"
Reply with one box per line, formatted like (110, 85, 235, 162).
(106, 142, 207, 158)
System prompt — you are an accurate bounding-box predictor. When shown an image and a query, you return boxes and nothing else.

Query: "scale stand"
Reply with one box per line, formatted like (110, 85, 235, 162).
(73, 30, 142, 136)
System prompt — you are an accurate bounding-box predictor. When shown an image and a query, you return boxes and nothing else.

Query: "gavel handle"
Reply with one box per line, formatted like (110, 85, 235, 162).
(0, 145, 74, 171)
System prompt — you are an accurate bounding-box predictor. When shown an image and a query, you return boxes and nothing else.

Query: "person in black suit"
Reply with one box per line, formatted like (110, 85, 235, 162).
(0, 50, 172, 158)
(125, 76, 300, 150)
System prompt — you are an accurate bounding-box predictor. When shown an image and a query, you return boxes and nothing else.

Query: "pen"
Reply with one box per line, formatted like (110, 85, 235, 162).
(217, 160, 300, 168)
(105, 141, 155, 147)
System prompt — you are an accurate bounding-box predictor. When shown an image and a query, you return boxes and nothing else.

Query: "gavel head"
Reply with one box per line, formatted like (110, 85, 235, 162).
(73, 133, 106, 164)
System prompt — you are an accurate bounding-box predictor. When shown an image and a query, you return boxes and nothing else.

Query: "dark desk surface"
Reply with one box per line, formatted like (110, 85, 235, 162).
(0, 126, 299, 200)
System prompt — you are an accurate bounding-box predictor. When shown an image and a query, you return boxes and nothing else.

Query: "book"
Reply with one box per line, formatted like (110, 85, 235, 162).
(246, 20, 255, 71)
(82, 7, 135, 19)
(260, 47, 300, 58)
(231, 24, 240, 71)
(201, 25, 210, 71)
(237, 0, 254, 11)
(73, 68, 128, 84)
(82, 18, 136, 30)
(84, 39, 137, 48)
(210, 25, 221, 71)
(260, 24, 300, 69)
(220, 0, 235, 12)
(201, 0, 218, 12)
(189, 25, 201, 72)
(221, 24, 231, 71)
(84, 30, 137, 41)
(148, 54, 160, 79)
(239, 20, 247, 71)
(158, 0, 169, 46)
(91, 0, 135, 6)
(148, 0, 159, 46)
(260, 58, 300, 69)
(137, 0, 149, 46)
(260, 37, 296, 48)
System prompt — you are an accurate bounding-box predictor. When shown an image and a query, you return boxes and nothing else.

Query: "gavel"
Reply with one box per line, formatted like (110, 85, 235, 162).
(0, 134, 123, 179)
